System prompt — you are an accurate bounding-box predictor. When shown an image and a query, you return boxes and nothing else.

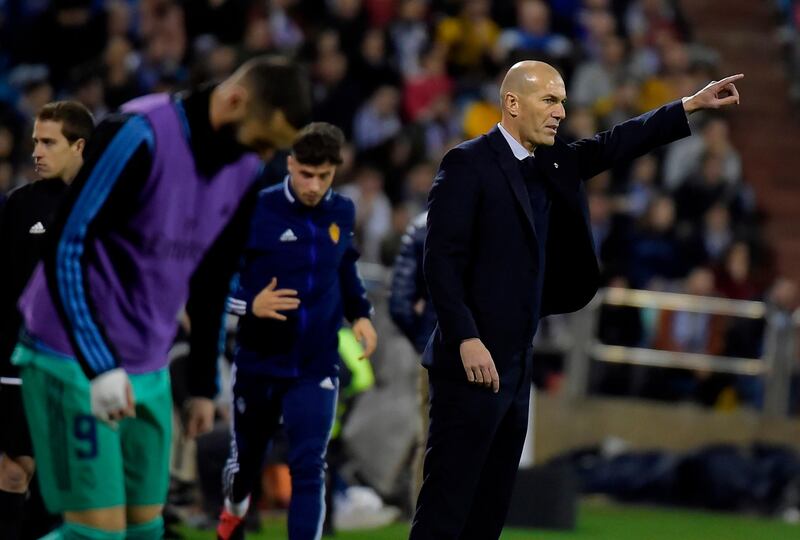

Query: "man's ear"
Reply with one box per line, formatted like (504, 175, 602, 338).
(226, 83, 250, 117)
(73, 138, 86, 154)
(504, 92, 519, 118)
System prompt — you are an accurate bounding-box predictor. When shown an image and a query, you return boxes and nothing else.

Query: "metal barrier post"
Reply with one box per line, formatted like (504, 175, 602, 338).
(565, 294, 602, 401)
(763, 307, 795, 417)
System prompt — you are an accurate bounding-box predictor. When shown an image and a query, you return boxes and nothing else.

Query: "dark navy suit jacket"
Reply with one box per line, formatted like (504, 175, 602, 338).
(422, 100, 691, 378)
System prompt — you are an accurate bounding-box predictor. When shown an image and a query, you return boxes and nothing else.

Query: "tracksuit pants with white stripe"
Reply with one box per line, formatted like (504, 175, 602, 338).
(223, 368, 338, 540)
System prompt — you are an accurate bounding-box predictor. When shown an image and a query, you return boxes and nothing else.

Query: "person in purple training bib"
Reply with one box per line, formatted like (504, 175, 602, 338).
(12, 56, 311, 540)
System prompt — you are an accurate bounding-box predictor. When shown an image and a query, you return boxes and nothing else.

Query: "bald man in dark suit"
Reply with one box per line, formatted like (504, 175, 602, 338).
(411, 61, 743, 539)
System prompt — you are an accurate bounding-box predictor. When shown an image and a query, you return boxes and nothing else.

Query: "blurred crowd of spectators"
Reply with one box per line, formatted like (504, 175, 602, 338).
(776, 0, 800, 102)
(0, 0, 796, 411)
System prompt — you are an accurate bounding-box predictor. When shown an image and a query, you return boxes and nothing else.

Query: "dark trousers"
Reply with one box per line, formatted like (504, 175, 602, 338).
(410, 347, 533, 540)
(223, 369, 338, 540)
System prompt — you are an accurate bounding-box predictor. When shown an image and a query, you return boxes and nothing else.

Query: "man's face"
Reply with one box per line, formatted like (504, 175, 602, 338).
(235, 109, 298, 160)
(516, 73, 567, 149)
(32, 120, 82, 179)
(287, 155, 336, 207)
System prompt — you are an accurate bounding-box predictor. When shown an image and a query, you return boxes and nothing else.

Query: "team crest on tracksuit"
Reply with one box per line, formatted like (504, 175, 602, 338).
(329, 223, 340, 244)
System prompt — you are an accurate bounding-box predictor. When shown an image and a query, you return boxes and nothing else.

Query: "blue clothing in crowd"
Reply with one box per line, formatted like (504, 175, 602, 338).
(389, 212, 437, 354)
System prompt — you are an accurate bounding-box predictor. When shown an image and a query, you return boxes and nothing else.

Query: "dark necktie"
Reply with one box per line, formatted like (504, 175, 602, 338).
(519, 156, 550, 217)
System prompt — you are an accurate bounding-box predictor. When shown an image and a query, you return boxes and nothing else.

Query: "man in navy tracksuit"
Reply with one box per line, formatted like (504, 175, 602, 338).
(217, 122, 377, 540)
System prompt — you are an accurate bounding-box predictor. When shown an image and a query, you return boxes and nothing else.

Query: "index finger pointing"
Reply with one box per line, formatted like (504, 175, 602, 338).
(714, 74, 744, 88)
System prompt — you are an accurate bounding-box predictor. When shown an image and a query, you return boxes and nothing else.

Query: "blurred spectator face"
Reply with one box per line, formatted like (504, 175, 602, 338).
(372, 86, 400, 116)
(287, 155, 337, 207)
(703, 118, 730, 152)
(55, 2, 91, 28)
(105, 36, 134, 70)
(600, 36, 625, 66)
(648, 196, 675, 232)
(428, 94, 453, 120)
(391, 204, 411, 233)
(769, 278, 798, 311)
(208, 46, 239, 79)
(421, 45, 448, 75)
(613, 80, 639, 110)
(361, 29, 387, 64)
(652, 27, 678, 50)
(725, 242, 750, 282)
(582, 8, 616, 40)
(686, 267, 715, 296)
(661, 41, 690, 75)
(333, 0, 362, 19)
(316, 51, 348, 85)
(31, 119, 84, 180)
(673, 73, 697, 99)
(700, 153, 724, 185)
(518, 0, 550, 34)
(631, 154, 657, 185)
(407, 162, 435, 196)
(74, 76, 105, 113)
(704, 204, 730, 233)
(464, 0, 490, 19)
(642, 0, 667, 17)
(107, 0, 132, 38)
(23, 82, 55, 116)
(145, 2, 187, 65)
(356, 167, 384, 198)
(390, 137, 412, 166)
(317, 30, 341, 56)
(244, 17, 273, 52)
(399, 0, 426, 20)
(0, 126, 14, 159)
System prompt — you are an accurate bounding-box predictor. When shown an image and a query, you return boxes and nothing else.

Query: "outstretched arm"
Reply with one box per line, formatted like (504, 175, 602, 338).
(569, 74, 744, 181)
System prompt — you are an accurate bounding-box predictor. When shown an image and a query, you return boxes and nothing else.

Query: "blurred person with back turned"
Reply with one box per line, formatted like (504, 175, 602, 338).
(411, 60, 743, 539)
(389, 211, 438, 511)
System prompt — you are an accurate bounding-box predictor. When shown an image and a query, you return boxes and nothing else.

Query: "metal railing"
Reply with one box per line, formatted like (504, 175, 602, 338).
(565, 287, 797, 418)
(356, 262, 798, 418)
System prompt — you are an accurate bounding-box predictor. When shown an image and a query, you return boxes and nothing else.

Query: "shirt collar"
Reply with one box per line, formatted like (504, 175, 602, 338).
(283, 175, 334, 207)
(283, 175, 296, 203)
(497, 122, 534, 161)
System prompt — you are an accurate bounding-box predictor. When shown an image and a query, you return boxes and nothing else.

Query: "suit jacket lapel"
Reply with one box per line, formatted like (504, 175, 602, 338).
(486, 127, 537, 243)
